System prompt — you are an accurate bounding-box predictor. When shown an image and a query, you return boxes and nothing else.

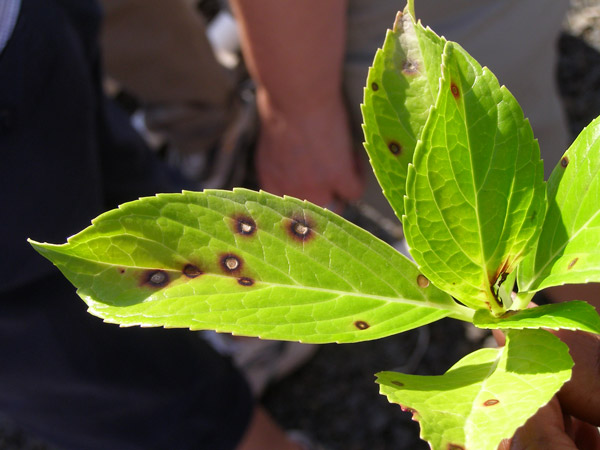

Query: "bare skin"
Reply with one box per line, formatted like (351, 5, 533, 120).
(230, 0, 364, 207)
(497, 329, 600, 449)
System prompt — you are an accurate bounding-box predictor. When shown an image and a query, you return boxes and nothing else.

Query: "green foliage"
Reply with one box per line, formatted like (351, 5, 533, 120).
(28, 3, 600, 449)
(29, 189, 468, 343)
(378, 330, 573, 450)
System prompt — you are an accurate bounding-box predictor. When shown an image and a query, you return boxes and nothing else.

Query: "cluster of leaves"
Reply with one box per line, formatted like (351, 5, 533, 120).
(29, 2, 600, 449)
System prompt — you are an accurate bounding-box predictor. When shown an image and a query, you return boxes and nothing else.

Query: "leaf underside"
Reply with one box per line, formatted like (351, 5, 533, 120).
(29, 189, 463, 344)
(403, 41, 545, 313)
(519, 114, 600, 293)
(474, 300, 600, 334)
(377, 329, 573, 450)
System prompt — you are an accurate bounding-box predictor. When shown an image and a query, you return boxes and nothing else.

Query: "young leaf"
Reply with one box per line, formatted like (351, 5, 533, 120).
(473, 300, 600, 334)
(377, 329, 573, 450)
(361, 6, 445, 219)
(403, 42, 546, 314)
(518, 115, 600, 295)
(28, 189, 472, 344)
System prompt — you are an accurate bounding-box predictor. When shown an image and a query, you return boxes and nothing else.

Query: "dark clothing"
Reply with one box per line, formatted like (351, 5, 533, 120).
(0, 0, 253, 447)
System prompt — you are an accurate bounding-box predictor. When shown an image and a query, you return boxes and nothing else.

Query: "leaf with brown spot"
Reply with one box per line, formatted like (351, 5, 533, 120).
(361, 5, 446, 219)
(28, 189, 470, 344)
(377, 330, 573, 450)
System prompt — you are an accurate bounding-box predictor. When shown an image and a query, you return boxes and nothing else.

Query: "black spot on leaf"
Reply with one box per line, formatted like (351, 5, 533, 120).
(402, 59, 419, 75)
(237, 277, 254, 287)
(561, 156, 569, 168)
(391, 381, 404, 387)
(234, 215, 257, 236)
(371, 82, 379, 91)
(220, 254, 243, 273)
(288, 217, 314, 242)
(183, 264, 202, 278)
(142, 270, 169, 288)
(354, 320, 370, 330)
(388, 141, 402, 156)
(118, 268, 126, 274)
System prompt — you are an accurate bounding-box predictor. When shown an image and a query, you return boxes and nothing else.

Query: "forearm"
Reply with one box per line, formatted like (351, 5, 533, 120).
(230, 0, 348, 116)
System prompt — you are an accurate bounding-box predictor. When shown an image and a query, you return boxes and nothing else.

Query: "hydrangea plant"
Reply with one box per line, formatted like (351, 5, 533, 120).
(29, 2, 600, 449)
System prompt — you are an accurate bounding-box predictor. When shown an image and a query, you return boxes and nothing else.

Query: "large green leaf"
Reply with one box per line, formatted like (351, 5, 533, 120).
(474, 300, 600, 334)
(377, 329, 573, 450)
(403, 42, 546, 314)
(518, 115, 600, 295)
(29, 189, 472, 343)
(361, 6, 445, 219)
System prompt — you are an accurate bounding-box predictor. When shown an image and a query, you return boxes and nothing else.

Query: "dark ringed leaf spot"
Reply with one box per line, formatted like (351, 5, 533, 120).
(183, 264, 202, 278)
(220, 254, 242, 273)
(288, 217, 314, 242)
(450, 83, 460, 99)
(235, 215, 256, 236)
(402, 59, 418, 75)
(142, 270, 169, 288)
(483, 399, 499, 406)
(568, 258, 578, 270)
(388, 141, 401, 156)
(354, 320, 370, 330)
(391, 381, 404, 387)
(118, 268, 126, 274)
(561, 156, 569, 168)
(371, 82, 379, 91)
(417, 274, 429, 288)
(237, 277, 254, 287)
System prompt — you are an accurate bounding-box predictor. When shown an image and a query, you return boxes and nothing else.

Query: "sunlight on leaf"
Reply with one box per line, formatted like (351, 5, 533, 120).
(403, 42, 545, 313)
(377, 329, 572, 450)
(29, 189, 472, 344)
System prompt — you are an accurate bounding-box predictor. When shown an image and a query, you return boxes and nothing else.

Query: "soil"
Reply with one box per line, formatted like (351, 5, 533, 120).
(3, 2, 600, 449)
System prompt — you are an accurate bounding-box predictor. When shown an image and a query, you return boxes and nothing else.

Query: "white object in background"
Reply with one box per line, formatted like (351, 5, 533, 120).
(207, 10, 240, 69)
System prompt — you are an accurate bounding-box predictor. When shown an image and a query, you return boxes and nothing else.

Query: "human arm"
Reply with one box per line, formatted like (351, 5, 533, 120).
(229, 0, 364, 207)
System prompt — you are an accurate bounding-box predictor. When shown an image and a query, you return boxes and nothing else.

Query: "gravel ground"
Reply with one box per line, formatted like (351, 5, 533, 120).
(3, 2, 600, 449)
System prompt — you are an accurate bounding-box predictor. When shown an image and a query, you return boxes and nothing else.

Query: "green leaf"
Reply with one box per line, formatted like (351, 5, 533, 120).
(377, 329, 573, 450)
(474, 300, 600, 334)
(29, 189, 472, 344)
(403, 42, 546, 314)
(518, 115, 600, 294)
(361, 6, 445, 219)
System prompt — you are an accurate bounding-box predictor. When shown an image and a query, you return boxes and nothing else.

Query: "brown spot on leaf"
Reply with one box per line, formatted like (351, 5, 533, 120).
(288, 217, 314, 242)
(451, 82, 460, 99)
(402, 59, 419, 75)
(354, 320, 370, 330)
(568, 258, 578, 270)
(141, 269, 169, 288)
(118, 268, 126, 274)
(417, 274, 429, 288)
(237, 277, 254, 287)
(483, 399, 499, 407)
(371, 82, 379, 91)
(234, 215, 257, 236)
(183, 264, 202, 278)
(220, 254, 243, 273)
(391, 381, 404, 387)
(561, 156, 569, 168)
(388, 141, 402, 156)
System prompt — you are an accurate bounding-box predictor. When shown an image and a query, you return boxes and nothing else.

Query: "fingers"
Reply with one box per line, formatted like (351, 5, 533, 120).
(555, 329, 600, 426)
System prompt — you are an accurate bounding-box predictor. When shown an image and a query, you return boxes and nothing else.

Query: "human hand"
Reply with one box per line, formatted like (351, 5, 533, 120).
(254, 92, 364, 208)
(497, 329, 600, 449)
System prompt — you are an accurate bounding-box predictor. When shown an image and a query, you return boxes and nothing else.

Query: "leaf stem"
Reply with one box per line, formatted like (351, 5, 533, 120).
(447, 303, 475, 323)
(512, 291, 536, 311)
